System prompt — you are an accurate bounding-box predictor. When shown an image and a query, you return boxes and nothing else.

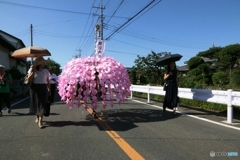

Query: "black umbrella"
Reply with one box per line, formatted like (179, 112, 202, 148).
(156, 54, 182, 66)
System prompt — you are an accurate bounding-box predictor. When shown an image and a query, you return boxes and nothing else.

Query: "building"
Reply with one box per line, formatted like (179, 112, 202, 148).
(177, 65, 188, 76)
(0, 30, 27, 74)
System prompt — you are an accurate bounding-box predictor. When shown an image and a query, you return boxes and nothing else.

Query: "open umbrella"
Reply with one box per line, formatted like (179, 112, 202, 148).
(11, 46, 51, 58)
(156, 54, 182, 66)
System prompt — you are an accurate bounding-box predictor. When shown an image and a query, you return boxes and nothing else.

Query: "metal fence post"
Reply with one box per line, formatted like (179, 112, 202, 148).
(227, 89, 233, 123)
(130, 85, 133, 99)
(147, 84, 150, 103)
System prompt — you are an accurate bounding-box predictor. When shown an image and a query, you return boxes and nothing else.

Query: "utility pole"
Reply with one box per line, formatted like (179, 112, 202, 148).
(30, 24, 33, 46)
(99, 3, 104, 40)
(93, 2, 105, 58)
(30, 24, 33, 64)
(76, 48, 81, 58)
(93, 3, 104, 40)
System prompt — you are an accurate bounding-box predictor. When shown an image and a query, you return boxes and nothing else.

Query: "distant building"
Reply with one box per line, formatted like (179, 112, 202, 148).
(177, 65, 188, 76)
(126, 67, 134, 75)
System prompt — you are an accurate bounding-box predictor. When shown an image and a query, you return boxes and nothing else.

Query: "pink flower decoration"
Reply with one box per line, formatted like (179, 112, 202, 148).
(58, 56, 131, 109)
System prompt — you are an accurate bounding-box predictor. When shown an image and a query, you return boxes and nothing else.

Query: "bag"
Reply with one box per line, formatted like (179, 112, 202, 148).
(24, 72, 34, 85)
(163, 83, 167, 91)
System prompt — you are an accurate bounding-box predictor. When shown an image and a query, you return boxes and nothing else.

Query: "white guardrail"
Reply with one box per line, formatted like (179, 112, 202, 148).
(130, 85, 240, 124)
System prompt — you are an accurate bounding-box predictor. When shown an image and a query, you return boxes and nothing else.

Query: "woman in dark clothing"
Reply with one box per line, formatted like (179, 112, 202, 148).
(163, 61, 178, 114)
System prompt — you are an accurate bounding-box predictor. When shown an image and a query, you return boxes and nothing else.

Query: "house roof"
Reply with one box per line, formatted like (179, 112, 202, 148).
(0, 30, 25, 49)
(177, 65, 188, 71)
(201, 57, 217, 63)
(126, 67, 133, 72)
(0, 35, 16, 51)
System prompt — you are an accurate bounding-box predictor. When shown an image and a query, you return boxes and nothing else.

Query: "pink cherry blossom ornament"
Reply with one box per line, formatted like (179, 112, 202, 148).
(58, 56, 131, 109)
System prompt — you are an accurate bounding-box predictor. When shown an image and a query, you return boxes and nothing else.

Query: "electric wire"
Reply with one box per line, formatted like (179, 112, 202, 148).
(0, 0, 128, 19)
(105, 0, 124, 25)
(33, 19, 82, 27)
(35, 30, 88, 38)
(79, 7, 99, 56)
(75, 0, 97, 56)
(115, 0, 162, 35)
(105, 0, 157, 40)
(1, 0, 210, 59)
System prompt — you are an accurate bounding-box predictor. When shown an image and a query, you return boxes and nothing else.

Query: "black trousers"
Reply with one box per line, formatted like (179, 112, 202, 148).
(0, 93, 11, 111)
(49, 84, 56, 103)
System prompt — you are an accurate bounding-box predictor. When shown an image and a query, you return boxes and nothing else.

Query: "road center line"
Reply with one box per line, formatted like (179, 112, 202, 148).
(87, 107, 145, 160)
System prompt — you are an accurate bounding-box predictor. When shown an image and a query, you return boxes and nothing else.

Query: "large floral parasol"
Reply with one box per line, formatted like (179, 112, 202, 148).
(58, 56, 131, 109)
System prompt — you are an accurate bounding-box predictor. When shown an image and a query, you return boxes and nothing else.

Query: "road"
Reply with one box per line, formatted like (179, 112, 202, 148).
(0, 94, 239, 160)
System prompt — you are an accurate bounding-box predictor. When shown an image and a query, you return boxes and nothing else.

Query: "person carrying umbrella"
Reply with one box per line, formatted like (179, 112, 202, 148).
(29, 56, 51, 128)
(163, 61, 178, 115)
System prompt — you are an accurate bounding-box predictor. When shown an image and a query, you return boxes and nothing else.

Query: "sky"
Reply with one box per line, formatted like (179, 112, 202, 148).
(1, 0, 240, 69)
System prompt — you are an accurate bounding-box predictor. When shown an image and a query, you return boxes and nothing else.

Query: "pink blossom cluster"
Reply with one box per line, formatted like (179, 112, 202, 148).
(57, 56, 131, 109)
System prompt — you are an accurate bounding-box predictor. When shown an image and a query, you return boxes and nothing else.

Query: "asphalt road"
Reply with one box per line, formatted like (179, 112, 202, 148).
(0, 94, 239, 160)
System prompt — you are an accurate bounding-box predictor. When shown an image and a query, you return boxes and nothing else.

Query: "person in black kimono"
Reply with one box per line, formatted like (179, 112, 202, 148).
(163, 61, 178, 115)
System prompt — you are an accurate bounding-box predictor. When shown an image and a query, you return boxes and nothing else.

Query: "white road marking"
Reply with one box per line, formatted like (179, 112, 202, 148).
(131, 99, 240, 131)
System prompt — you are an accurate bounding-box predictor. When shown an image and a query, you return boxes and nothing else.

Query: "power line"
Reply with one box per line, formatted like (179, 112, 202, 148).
(118, 0, 162, 33)
(34, 19, 82, 27)
(104, 18, 209, 49)
(79, 12, 98, 56)
(106, 49, 138, 55)
(0, 0, 128, 19)
(35, 30, 90, 38)
(111, 38, 156, 51)
(111, 28, 208, 49)
(105, 0, 125, 25)
(105, 0, 157, 40)
(75, 0, 96, 52)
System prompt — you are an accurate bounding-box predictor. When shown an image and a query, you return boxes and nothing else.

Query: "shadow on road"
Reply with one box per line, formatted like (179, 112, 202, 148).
(44, 120, 98, 128)
(91, 109, 180, 131)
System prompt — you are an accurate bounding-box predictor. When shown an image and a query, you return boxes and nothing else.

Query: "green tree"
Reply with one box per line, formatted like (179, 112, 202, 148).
(230, 69, 240, 88)
(130, 69, 137, 84)
(179, 75, 195, 88)
(46, 58, 61, 75)
(187, 57, 204, 70)
(215, 44, 240, 70)
(214, 44, 240, 83)
(212, 71, 229, 87)
(180, 52, 216, 88)
(133, 51, 169, 85)
(197, 46, 222, 59)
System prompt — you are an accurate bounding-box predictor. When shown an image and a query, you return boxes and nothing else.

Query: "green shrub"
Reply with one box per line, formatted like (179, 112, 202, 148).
(212, 71, 229, 86)
(230, 70, 240, 87)
(6, 66, 24, 80)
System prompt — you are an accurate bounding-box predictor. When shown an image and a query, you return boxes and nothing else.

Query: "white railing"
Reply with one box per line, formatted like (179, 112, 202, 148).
(130, 85, 240, 124)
